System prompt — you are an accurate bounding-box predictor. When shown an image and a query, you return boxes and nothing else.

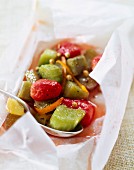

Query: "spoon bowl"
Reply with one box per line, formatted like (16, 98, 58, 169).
(40, 124, 83, 137)
(0, 89, 83, 137)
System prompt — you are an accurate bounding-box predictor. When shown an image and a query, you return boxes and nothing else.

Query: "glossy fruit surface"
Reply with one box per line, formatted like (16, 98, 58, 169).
(62, 98, 95, 127)
(38, 49, 57, 66)
(39, 64, 62, 83)
(57, 42, 81, 58)
(49, 105, 85, 131)
(6, 98, 25, 116)
(30, 79, 62, 101)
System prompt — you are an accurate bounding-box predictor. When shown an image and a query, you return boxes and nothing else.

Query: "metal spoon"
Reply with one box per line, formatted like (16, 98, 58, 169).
(0, 89, 83, 137)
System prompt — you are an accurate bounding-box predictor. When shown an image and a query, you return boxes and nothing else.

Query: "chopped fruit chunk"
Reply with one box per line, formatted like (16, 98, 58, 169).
(30, 79, 62, 101)
(84, 49, 98, 70)
(6, 98, 25, 116)
(67, 55, 87, 76)
(57, 42, 81, 58)
(56, 60, 89, 93)
(49, 105, 85, 131)
(39, 64, 62, 83)
(63, 81, 89, 99)
(18, 81, 32, 101)
(62, 98, 95, 127)
(38, 49, 57, 66)
(78, 75, 98, 91)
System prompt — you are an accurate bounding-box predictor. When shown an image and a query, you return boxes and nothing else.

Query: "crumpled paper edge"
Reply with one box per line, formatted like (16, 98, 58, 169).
(0, 0, 133, 169)
(90, 19, 134, 169)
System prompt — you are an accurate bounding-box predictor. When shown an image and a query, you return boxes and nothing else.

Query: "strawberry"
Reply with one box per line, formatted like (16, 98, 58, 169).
(62, 98, 95, 127)
(91, 55, 102, 70)
(30, 79, 62, 101)
(57, 41, 81, 58)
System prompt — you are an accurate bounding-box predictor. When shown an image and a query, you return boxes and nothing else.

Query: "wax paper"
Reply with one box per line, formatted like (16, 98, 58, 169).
(0, 0, 134, 170)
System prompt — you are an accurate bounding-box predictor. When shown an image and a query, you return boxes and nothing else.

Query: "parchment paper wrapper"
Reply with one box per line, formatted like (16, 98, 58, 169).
(0, 1, 134, 170)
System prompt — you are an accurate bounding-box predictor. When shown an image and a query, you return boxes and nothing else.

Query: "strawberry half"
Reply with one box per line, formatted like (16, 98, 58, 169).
(30, 79, 62, 101)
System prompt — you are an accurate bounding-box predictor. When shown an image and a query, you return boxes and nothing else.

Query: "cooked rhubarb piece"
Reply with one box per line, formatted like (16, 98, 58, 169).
(38, 49, 57, 66)
(63, 81, 89, 99)
(39, 64, 62, 83)
(18, 81, 32, 101)
(49, 105, 85, 131)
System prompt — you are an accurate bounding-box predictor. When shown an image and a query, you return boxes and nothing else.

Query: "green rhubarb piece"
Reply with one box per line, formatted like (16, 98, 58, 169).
(17, 81, 32, 101)
(63, 81, 89, 99)
(39, 64, 62, 83)
(38, 49, 57, 66)
(84, 49, 98, 70)
(67, 55, 87, 76)
(49, 105, 85, 131)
